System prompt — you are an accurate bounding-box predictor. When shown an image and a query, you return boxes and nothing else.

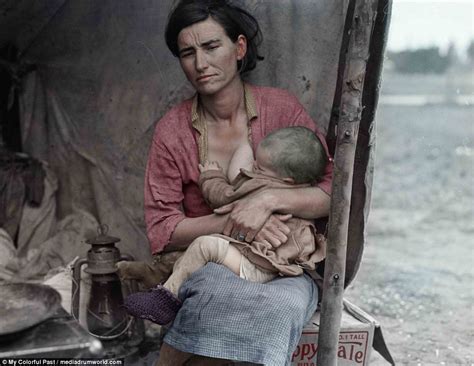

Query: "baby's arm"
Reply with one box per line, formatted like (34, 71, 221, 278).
(199, 161, 238, 208)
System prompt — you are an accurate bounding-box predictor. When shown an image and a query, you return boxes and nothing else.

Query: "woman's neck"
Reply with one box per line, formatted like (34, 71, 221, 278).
(199, 78, 245, 124)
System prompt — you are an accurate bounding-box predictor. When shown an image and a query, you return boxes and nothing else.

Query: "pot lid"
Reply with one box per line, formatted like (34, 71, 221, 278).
(0, 283, 61, 337)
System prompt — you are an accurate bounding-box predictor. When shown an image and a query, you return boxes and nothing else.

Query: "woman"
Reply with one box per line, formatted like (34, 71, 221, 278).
(146, 1, 333, 364)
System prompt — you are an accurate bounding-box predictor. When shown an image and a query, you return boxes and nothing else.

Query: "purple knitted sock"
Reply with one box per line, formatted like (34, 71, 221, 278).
(123, 285, 182, 325)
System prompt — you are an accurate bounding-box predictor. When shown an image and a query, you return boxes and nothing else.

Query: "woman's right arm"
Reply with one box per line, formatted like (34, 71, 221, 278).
(145, 133, 230, 254)
(166, 213, 228, 251)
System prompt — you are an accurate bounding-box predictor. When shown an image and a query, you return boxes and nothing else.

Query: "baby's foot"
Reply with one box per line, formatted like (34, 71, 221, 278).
(123, 285, 182, 325)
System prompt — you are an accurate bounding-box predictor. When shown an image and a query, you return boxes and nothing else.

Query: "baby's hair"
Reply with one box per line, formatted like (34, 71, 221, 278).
(259, 126, 327, 184)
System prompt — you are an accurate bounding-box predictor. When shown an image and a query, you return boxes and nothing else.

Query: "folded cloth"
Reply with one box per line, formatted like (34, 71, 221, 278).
(123, 285, 182, 325)
(164, 263, 318, 366)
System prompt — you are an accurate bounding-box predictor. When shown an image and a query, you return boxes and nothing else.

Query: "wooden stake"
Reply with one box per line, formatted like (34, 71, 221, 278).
(317, 0, 376, 365)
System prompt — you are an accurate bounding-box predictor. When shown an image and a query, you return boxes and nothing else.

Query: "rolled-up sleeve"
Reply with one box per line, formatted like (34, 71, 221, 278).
(144, 137, 186, 254)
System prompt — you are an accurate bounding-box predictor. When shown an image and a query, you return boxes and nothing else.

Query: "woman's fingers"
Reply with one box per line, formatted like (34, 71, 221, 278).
(219, 194, 273, 241)
(244, 229, 258, 243)
(214, 202, 235, 215)
(225, 221, 257, 243)
(257, 230, 283, 248)
(223, 218, 234, 237)
(272, 228, 288, 244)
(275, 213, 292, 223)
(229, 226, 255, 242)
(272, 221, 291, 236)
(226, 203, 270, 235)
(223, 210, 292, 247)
(259, 239, 273, 248)
(253, 214, 292, 248)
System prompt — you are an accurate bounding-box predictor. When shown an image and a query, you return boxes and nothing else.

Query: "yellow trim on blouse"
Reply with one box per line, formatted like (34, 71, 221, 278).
(191, 84, 257, 163)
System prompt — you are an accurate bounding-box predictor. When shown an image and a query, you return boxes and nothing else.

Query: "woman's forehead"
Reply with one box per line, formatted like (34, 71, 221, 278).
(177, 18, 229, 48)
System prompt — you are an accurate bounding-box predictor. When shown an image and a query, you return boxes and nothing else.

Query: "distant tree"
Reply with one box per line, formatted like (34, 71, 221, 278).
(467, 40, 474, 64)
(445, 42, 458, 67)
(387, 47, 450, 74)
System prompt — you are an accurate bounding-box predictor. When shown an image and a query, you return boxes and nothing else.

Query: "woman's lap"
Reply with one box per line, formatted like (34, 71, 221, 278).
(163, 262, 318, 366)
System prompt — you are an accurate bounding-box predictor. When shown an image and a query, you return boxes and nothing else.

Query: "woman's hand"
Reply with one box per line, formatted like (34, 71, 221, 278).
(214, 191, 283, 243)
(254, 214, 292, 248)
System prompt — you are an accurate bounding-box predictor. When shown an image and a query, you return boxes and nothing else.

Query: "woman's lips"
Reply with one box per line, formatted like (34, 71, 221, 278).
(197, 75, 214, 82)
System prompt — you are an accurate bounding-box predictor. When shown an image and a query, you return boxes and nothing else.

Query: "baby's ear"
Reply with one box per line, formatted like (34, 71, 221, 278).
(282, 177, 295, 184)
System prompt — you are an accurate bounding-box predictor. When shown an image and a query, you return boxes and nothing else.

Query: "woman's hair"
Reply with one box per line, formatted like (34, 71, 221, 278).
(165, 0, 264, 74)
(259, 127, 328, 185)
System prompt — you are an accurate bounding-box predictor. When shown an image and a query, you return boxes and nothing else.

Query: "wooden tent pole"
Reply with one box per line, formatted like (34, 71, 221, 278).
(317, 0, 376, 365)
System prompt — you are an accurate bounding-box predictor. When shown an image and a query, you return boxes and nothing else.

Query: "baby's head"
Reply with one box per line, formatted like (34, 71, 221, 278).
(253, 126, 327, 184)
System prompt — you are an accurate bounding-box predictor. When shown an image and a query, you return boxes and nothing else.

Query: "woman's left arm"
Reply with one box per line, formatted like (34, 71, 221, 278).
(215, 186, 330, 242)
(215, 92, 333, 242)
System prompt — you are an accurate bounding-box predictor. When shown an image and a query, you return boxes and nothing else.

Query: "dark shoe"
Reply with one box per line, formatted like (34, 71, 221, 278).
(123, 285, 182, 325)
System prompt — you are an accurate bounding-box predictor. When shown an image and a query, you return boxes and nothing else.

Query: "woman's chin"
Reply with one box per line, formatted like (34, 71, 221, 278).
(194, 77, 238, 97)
(194, 82, 221, 96)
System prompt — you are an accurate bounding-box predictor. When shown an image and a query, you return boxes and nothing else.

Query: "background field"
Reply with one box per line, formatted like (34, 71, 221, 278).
(345, 70, 474, 365)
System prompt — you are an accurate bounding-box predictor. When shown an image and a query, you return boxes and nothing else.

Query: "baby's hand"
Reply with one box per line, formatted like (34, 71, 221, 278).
(199, 161, 222, 173)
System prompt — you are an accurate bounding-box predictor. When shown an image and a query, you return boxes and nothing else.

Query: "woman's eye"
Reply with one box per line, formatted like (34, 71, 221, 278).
(179, 50, 195, 58)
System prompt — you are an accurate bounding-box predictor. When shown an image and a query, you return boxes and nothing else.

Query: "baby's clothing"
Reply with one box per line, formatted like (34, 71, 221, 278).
(199, 169, 326, 276)
(164, 168, 327, 295)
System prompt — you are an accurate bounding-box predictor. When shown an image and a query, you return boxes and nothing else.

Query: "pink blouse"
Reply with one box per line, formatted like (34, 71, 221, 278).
(144, 84, 334, 254)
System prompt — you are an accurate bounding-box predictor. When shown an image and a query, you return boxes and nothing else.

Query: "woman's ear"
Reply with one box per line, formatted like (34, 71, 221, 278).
(236, 35, 247, 60)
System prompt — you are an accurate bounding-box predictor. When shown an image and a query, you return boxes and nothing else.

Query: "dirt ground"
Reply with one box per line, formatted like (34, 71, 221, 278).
(344, 96, 473, 365)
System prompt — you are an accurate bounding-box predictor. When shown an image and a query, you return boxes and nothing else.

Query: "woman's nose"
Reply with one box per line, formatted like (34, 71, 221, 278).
(195, 50, 209, 71)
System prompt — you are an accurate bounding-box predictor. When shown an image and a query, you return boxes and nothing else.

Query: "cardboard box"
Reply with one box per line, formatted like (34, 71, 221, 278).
(291, 299, 375, 366)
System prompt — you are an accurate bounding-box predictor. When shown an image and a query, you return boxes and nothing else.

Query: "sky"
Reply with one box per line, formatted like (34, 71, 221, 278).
(388, 0, 474, 55)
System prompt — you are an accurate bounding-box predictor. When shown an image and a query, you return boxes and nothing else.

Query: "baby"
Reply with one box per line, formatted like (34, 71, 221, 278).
(124, 126, 328, 325)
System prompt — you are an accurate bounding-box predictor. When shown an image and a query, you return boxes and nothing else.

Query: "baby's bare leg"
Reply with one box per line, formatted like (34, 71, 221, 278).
(164, 236, 230, 295)
(227, 142, 254, 182)
(221, 244, 242, 276)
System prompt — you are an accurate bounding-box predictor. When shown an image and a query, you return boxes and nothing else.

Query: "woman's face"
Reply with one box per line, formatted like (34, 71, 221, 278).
(177, 18, 246, 96)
